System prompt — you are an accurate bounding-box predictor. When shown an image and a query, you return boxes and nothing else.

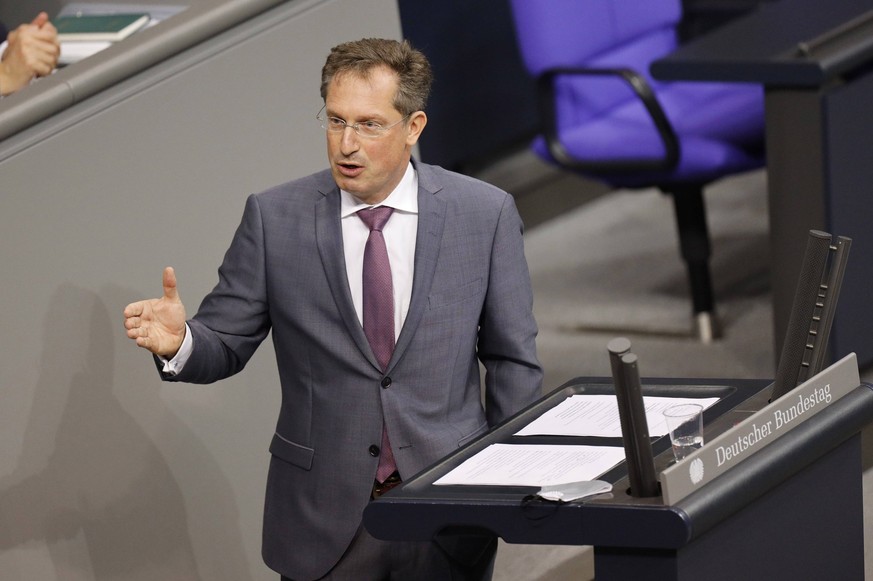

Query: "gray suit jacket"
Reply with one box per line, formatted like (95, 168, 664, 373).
(165, 160, 542, 579)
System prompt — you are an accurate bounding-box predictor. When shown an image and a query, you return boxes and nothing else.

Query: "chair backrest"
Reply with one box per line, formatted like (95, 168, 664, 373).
(509, 0, 684, 127)
(509, 0, 682, 72)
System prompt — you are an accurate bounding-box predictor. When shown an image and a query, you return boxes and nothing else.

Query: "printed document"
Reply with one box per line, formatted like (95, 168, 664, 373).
(515, 395, 720, 437)
(433, 444, 626, 486)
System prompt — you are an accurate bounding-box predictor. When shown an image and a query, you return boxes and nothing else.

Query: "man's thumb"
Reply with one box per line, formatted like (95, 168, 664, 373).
(32, 12, 50, 27)
(162, 266, 180, 301)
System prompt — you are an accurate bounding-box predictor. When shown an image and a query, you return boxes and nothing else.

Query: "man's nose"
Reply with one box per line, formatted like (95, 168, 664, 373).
(340, 126, 360, 153)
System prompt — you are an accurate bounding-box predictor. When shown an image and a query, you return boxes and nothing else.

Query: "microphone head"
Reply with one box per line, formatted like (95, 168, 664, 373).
(607, 337, 632, 356)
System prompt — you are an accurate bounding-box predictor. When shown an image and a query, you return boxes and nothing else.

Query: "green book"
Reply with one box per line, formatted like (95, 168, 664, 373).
(55, 13, 150, 43)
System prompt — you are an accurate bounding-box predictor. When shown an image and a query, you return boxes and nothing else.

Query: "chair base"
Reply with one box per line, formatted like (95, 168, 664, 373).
(694, 311, 720, 344)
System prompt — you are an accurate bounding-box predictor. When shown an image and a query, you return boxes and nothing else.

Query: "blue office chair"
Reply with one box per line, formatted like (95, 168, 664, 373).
(509, 0, 765, 342)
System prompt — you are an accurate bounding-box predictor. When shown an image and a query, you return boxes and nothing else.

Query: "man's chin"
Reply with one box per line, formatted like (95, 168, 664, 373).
(335, 176, 359, 194)
(333, 168, 359, 188)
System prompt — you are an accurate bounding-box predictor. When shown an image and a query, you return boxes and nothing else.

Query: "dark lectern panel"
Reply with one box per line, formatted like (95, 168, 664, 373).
(365, 377, 772, 548)
(366, 377, 873, 565)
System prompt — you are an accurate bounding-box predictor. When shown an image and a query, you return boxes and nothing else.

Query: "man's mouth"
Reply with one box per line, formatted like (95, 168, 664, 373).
(337, 161, 364, 178)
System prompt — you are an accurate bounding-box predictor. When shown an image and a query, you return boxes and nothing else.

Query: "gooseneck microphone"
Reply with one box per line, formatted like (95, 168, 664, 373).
(608, 338, 659, 497)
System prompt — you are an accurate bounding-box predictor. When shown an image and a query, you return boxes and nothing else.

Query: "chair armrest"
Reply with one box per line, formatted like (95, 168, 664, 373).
(537, 67, 680, 173)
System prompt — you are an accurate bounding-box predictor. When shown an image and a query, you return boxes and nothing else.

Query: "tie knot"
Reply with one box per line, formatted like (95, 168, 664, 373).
(357, 206, 394, 232)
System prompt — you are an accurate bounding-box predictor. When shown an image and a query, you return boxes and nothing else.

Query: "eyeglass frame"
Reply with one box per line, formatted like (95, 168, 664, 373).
(316, 105, 412, 139)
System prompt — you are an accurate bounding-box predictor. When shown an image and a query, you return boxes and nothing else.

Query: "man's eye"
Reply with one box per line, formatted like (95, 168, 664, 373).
(361, 121, 383, 130)
(328, 117, 345, 127)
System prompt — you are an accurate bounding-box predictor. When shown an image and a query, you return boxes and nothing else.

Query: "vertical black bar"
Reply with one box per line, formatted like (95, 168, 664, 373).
(771, 230, 832, 401)
(805, 236, 852, 378)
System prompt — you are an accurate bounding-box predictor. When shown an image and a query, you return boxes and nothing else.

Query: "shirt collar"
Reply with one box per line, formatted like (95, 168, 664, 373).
(340, 162, 418, 218)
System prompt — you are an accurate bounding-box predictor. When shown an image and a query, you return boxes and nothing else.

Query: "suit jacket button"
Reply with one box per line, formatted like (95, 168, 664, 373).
(381, 376, 392, 388)
(369, 445, 380, 457)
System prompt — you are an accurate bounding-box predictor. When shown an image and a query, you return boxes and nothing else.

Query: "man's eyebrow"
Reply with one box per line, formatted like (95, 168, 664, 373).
(326, 108, 388, 122)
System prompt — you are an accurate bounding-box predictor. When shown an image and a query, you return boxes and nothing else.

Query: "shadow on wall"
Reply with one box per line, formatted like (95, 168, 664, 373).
(0, 284, 251, 580)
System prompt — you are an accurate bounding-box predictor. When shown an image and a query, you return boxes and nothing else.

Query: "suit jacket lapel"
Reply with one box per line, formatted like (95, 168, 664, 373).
(314, 163, 447, 374)
(314, 182, 381, 370)
(391, 163, 446, 369)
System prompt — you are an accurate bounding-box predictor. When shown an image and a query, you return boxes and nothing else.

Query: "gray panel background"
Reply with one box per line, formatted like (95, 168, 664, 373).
(0, 0, 402, 578)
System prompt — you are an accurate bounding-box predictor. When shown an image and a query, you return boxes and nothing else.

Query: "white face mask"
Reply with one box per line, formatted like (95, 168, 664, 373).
(535, 480, 613, 502)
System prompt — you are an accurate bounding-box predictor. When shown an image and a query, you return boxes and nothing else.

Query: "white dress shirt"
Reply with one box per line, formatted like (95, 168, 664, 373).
(163, 162, 419, 373)
(340, 162, 418, 340)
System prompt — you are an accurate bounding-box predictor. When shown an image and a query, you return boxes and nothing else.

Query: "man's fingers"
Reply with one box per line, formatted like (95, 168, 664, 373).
(123, 301, 144, 318)
(127, 325, 144, 340)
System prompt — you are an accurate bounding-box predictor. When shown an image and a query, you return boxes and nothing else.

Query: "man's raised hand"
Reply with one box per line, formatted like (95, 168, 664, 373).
(124, 267, 188, 358)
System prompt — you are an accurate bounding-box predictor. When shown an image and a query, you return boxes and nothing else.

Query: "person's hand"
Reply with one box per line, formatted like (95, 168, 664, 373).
(0, 12, 60, 96)
(124, 267, 188, 358)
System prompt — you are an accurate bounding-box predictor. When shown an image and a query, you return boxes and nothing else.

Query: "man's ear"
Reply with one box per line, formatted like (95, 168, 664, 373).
(405, 111, 427, 146)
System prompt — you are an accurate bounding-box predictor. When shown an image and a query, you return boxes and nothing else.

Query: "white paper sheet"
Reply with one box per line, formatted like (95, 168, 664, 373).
(433, 443, 626, 486)
(515, 395, 720, 437)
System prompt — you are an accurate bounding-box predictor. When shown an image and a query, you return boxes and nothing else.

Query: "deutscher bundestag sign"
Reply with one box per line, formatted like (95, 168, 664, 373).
(660, 353, 861, 505)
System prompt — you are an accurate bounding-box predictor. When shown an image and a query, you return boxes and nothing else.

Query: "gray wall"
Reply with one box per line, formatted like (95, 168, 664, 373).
(0, 0, 402, 578)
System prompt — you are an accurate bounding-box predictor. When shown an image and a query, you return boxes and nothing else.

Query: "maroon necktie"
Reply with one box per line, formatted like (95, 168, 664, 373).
(357, 206, 397, 482)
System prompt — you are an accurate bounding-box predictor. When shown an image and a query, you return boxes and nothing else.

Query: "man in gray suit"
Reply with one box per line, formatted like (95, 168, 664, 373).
(124, 38, 542, 580)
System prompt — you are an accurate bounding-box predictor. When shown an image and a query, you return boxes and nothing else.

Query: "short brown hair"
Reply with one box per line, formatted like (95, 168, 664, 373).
(320, 38, 433, 116)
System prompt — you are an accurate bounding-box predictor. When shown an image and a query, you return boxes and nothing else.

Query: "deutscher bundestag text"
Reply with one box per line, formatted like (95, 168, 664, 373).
(716, 384, 832, 467)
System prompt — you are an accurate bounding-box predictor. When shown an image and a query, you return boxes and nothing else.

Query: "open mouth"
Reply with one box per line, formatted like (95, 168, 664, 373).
(337, 161, 364, 178)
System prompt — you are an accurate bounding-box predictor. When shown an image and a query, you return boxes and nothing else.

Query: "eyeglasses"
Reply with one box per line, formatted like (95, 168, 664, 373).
(316, 106, 410, 139)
